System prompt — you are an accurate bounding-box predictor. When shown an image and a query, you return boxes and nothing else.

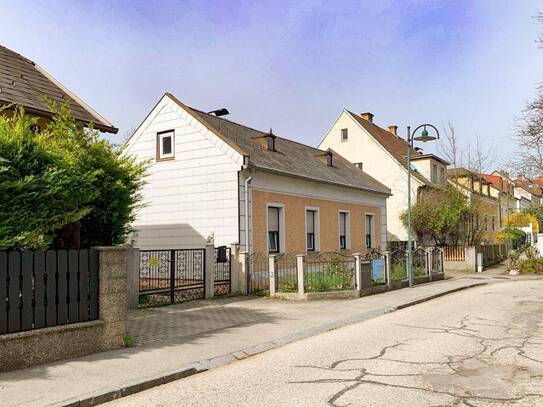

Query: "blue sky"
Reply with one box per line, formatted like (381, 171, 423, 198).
(1, 0, 542, 165)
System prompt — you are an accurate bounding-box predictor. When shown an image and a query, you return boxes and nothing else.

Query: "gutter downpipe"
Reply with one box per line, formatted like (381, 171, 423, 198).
(243, 171, 253, 294)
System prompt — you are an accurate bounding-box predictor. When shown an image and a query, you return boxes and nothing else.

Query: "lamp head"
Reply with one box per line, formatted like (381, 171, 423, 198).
(414, 126, 436, 142)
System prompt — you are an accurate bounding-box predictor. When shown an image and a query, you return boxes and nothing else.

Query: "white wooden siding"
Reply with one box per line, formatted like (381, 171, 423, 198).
(124, 95, 243, 249)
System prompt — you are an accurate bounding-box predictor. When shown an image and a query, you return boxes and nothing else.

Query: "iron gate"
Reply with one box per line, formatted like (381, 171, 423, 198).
(214, 247, 231, 296)
(139, 248, 205, 307)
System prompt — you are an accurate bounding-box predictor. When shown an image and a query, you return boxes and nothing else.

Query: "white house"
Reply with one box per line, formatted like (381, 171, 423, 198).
(318, 110, 448, 243)
(124, 93, 391, 254)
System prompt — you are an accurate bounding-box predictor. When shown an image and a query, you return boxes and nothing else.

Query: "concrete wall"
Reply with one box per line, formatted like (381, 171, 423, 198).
(318, 110, 422, 242)
(444, 246, 476, 272)
(0, 246, 129, 372)
(124, 94, 244, 249)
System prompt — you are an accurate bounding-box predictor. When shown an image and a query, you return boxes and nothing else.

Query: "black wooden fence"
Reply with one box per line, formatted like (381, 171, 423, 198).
(0, 249, 99, 335)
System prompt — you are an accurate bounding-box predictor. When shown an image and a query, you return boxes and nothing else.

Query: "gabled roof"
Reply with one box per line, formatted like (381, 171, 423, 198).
(345, 110, 430, 184)
(515, 177, 543, 197)
(166, 93, 390, 195)
(0, 45, 117, 133)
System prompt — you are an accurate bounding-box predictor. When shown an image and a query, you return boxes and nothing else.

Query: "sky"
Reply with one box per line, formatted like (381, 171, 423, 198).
(1, 0, 542, 167)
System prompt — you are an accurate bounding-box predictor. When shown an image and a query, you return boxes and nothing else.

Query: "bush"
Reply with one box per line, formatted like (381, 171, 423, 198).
(0, 103, 146, 250)
(519, 258, 543, 274)
(391, 264, 407, 281)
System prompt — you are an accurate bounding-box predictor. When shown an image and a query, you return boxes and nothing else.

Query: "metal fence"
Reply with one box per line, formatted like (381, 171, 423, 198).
(247, 252, 270, 295)
(139, 248, 205, 307)
(390, 248, 407, 281)
(412, 248, 428, 277)
(0, 249, 99, 335)
(303, 252, 356, 292)
(443, 246, 466, 261)
(275, 254, 298, 293)
(214, 247, 231, 296)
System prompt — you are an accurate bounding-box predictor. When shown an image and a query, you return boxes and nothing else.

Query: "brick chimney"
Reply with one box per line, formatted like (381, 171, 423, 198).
(388, 125, 398, 136)
(360, 112, 374, 123)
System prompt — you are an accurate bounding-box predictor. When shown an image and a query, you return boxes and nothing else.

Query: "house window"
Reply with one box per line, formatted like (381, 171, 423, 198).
(491, 216, 495, 231)
(484, 216, 488, 231)
(157, 130, 174, 160)
(306, 209, 319, 252)
(268, 206, 281, 253)
(326, 153, 333, 167)
(432, 164, 438, 182)
(341, 128, 348, 141)
(267, 136, 275, 151)
(439, 167, 445, 183)
(339, 211, 349, 250)
(365, 214, 374, 249)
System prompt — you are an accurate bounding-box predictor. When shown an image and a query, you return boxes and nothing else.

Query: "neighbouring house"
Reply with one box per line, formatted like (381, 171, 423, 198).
(124, 93, 391, 255)
(318, 110, 448, 244)
(515, 175, 543, 207)
(479, 172, 516, 227)
(448, 168, 501, 243)
(0, 44, 117, 134)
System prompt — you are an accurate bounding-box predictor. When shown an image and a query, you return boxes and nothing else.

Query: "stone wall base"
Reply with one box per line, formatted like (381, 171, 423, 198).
(0, 320, 123, 372)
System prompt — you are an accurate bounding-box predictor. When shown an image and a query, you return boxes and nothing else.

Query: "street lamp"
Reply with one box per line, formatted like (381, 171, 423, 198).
(406, 124, 440, 287)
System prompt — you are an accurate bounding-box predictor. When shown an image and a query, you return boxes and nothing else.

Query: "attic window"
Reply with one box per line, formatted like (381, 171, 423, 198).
(341, 128, 348, 141)
(157, 130, 174, 161)
(326, 153, 333, 167)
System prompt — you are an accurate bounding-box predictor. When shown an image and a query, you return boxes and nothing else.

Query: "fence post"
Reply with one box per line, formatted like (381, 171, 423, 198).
(230, 244, 241, 295)
(426, 248, 433, 282)
(269, 255, 276, 296)
(96, 246, 128, 349)
(126, 246, 140, 310)
(297, 254, 305, 297)
(354, 253, 362, 292)
(204, 243, 215, 299)
(383, 251, 391, 286)
(238, 252, 248, 295)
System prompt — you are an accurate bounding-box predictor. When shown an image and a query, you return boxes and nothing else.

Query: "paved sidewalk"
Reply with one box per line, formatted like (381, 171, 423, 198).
(1, 278, 490, 407)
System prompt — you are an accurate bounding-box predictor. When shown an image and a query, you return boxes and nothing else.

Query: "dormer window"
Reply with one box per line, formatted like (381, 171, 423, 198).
(267, 136, 275, 151)
(326, 153, 333, 166)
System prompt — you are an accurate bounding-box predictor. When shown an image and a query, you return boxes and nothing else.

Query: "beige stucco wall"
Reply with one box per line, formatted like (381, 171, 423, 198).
(319, 110, 421, 241)
(251, 189, 382, 255)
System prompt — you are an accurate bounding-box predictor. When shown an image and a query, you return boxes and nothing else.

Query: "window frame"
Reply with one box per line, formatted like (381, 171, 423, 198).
(338, 210, 350, 250)
(305, 207, 320, 252)
(157, 130, 175, 161)
(266, 203, 285, 254)
(365, 213, 375, 250)
(341, 128, 348, 142)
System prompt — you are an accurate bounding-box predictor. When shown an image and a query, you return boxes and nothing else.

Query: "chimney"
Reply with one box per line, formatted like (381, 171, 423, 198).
(388, 125, 398, 136)
(360, 112, 374, 123)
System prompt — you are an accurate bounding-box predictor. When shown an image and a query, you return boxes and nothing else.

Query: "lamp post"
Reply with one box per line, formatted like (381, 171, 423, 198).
(406, 124, 440, 287)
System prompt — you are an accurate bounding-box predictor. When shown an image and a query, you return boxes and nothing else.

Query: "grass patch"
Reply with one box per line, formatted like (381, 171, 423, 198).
(123, 335, 136, 348)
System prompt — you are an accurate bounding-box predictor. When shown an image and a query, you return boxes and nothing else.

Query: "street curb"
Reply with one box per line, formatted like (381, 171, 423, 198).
(56, 281, 487, 407)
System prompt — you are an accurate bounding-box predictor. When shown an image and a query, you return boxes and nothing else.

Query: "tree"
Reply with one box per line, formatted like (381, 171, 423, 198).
(513, 13, 543, 177)
(524, 204, 543, 232)
(0, 103, 146, 250)
(437, 124, 494, 172)
(400, 186, 470, 246)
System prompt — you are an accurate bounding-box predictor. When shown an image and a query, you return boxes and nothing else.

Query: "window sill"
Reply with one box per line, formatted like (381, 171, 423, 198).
(156, 156, 175, 162)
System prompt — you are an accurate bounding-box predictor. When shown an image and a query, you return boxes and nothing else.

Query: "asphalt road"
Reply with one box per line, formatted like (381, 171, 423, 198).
(107, 280, 543, 407)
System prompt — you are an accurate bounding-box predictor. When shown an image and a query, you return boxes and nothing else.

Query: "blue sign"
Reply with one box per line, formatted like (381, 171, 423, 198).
(371, 259, 385, 280)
